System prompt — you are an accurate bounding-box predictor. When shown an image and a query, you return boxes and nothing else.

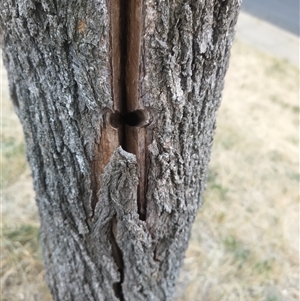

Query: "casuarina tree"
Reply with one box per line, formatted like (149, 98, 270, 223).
(0, 0, 241, 300)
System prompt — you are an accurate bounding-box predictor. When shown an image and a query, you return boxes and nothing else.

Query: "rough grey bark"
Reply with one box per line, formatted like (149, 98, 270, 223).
(0, 1, 241, 300)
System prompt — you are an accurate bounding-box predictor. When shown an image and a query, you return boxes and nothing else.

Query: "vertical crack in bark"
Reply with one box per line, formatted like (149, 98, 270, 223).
(108, 1, 145, 300)
(110, 0, 146, 221)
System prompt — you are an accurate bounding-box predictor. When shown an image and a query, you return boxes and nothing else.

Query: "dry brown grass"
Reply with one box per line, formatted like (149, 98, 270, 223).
(1, 39, 299, 301)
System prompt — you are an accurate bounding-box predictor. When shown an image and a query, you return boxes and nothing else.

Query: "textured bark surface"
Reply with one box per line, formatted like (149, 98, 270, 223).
(0, 1, 241, 300)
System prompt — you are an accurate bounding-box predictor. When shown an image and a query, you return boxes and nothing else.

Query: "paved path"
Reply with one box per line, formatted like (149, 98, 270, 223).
(241, 0, 299, 36)
(235, 11, 299, 66)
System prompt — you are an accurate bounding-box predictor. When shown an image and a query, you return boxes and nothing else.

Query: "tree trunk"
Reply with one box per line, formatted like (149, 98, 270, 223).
(0, 1, 241, 300)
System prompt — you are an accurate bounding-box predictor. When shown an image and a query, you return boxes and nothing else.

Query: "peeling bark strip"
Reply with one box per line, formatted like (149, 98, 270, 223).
(0, 1, 241, 300)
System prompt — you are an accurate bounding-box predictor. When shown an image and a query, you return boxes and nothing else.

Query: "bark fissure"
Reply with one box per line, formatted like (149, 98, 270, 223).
(110, 0, 146, 220)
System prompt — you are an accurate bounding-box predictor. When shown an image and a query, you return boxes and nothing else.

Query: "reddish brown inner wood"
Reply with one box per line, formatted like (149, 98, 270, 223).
(110, 0, 146, 220)
(111, 0, 122, 112)
(125, 0, 146, 221)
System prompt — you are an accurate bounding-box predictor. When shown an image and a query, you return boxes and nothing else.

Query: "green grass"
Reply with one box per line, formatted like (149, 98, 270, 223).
(223, 236, 250, 263)
(265, 60, 289, 77)
(1, 224, 50, 301)
(270, 95, 300, 114)
(1, 138, 27, 188)
(254, 260, 273, 275)
(2, 224, 40, 248)
(206, 169, 229, 200)
(1, 224, 42, 269)
(266, 296, 282, 301)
